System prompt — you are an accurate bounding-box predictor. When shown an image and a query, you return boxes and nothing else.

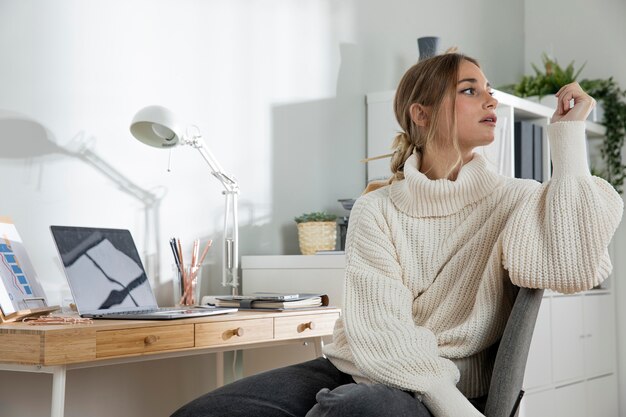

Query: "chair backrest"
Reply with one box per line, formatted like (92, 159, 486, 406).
(484, 287, 545, 417)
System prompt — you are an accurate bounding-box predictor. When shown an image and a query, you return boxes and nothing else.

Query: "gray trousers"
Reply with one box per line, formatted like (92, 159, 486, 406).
(170, 357, 484, 417)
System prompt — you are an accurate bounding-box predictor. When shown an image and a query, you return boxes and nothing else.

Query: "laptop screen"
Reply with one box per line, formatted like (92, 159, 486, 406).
(50, 226, 158, 314)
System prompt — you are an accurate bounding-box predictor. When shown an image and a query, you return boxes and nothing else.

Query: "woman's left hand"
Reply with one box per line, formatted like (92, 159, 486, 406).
(550, 82, 596, 123)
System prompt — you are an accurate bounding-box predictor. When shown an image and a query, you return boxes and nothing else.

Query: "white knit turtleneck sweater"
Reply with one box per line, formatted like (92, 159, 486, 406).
(322, 121, 623, 417)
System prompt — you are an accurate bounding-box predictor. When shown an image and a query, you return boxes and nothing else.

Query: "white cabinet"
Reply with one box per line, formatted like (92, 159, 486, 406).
(549, 292, 617, 383)
(587, 374, 619, 417)
(552, 296, 585, 383)
(520, 388, 555, 417)
(554, 382, 587, 417)
(523, 297, 552, 389)
(241, 255, 345, 309)
(520, 292, 618, 417)
(583, 293, 617, 376)
(522, 375, 619, 417)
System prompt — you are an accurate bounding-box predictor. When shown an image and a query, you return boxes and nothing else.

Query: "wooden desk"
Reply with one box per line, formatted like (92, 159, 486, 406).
(0, 308, 340, 417)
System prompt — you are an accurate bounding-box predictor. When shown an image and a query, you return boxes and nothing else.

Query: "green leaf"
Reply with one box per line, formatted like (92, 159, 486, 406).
(294, 212, 338, 223)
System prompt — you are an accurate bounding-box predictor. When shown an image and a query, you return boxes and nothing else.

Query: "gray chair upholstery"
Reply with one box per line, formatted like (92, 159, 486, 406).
(484, 287, 545, 417)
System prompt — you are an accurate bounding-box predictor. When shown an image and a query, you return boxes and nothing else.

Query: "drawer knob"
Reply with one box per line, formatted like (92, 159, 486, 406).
(144, 335, 159, 345)
(230, 327, 244, 337)
(304, 321, 316, 331)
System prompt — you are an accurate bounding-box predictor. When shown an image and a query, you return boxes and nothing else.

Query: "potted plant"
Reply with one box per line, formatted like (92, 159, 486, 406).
(501, 53, 586, 100)
(501, 54, 626, 193)
(294, 212, 338, 255)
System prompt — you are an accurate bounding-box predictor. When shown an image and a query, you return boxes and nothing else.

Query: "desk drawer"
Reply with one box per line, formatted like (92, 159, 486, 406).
(96, 324, 194, 358)
(274, 313, 339, 340)
(195, 318, 273, 347)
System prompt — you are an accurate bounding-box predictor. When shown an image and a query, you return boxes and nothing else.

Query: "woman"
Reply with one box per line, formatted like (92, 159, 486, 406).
(172, 52, 623, 417)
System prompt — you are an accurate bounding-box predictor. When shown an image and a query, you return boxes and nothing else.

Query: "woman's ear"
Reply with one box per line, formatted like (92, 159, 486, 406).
(409, 103, 429, 127)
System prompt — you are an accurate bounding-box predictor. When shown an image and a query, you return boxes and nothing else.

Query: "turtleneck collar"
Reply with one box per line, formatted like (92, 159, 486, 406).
(389, 152, 504, 217)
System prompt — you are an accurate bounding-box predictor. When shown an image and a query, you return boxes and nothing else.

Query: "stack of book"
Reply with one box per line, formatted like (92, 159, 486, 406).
(213, 293, 329, 310)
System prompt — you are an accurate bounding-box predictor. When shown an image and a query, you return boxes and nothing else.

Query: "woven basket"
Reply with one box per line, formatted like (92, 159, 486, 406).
(297, 221, 337, 255)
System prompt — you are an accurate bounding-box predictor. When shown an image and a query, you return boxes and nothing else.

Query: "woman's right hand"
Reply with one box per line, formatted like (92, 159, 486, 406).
(550, 82, 596, 123)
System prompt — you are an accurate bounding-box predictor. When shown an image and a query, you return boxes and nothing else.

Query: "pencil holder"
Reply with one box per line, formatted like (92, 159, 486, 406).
(173, 264, 202, 306)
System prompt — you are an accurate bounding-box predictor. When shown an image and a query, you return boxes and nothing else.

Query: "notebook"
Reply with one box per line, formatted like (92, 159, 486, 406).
(213, 293, 329, 310)
(50, 225, 237, 320)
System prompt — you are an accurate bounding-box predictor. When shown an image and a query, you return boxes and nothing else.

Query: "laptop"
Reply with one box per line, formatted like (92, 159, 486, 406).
(50, 225, 238, 320)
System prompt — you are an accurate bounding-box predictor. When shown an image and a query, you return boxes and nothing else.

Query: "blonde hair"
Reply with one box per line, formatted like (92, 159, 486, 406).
(389, 52, 480, 182)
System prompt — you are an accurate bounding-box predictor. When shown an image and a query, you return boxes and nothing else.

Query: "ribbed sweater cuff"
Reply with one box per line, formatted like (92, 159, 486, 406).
(421, 381, 485, 417)
(548, 121, 590, 178)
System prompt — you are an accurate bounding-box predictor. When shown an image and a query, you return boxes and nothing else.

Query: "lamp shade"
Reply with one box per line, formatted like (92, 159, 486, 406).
(130, 105, 182, 148)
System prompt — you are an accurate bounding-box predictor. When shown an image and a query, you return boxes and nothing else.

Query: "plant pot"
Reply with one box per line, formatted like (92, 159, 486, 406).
(527, 95, 557, 109)
(297, 221, 337, 255)
(417, 36, 439, 60)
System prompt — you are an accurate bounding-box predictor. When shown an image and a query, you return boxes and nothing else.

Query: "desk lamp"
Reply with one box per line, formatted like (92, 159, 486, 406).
(130, 105, 240, 295)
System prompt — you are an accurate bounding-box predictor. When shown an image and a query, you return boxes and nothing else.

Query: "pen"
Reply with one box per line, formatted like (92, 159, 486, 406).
(198, 240, 213, 266)
(180, 239, 213, 304)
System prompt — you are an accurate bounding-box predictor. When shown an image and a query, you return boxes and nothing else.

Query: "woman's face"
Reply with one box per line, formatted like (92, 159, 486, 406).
(453, 60, 498, 152)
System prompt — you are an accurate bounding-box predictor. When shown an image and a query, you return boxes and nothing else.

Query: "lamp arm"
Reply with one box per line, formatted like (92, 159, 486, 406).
(182, 134, 240, 295)
(183, 135, 239, 193)
(222, 192, 239, 294)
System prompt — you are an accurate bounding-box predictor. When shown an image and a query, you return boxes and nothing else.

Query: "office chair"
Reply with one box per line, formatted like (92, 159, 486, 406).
(483, 286, 545, 417)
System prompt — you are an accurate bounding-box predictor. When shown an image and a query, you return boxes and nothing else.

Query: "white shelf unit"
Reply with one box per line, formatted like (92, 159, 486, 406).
(520, 289, 618, 417)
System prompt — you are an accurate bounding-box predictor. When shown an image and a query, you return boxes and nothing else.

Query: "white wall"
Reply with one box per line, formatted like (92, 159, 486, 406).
(0, 0, 526, 416)
(524, 1, 626, 415)
(524, 0, 626, 86)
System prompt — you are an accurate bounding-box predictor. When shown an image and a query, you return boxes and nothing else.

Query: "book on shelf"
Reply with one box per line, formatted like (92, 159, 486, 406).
(532, 124, 543, 182)
(213, 293, 329, 310)
(514, 121, 543, 182)
(514, 121, 534, 180)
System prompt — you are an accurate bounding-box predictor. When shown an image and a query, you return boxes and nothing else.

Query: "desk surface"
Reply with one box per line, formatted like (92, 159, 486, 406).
(0, 308, 341, 366)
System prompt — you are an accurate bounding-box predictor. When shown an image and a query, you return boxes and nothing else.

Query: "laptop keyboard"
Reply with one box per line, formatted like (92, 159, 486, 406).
(99, 306, 193, 316)
(99, 308, 160, 316)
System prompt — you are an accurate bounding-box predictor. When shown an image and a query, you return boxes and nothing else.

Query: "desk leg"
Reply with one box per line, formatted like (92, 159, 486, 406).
(215, 352, 224, 388)
(51, 366, 67, 417)
(313, 337, 325, 358)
